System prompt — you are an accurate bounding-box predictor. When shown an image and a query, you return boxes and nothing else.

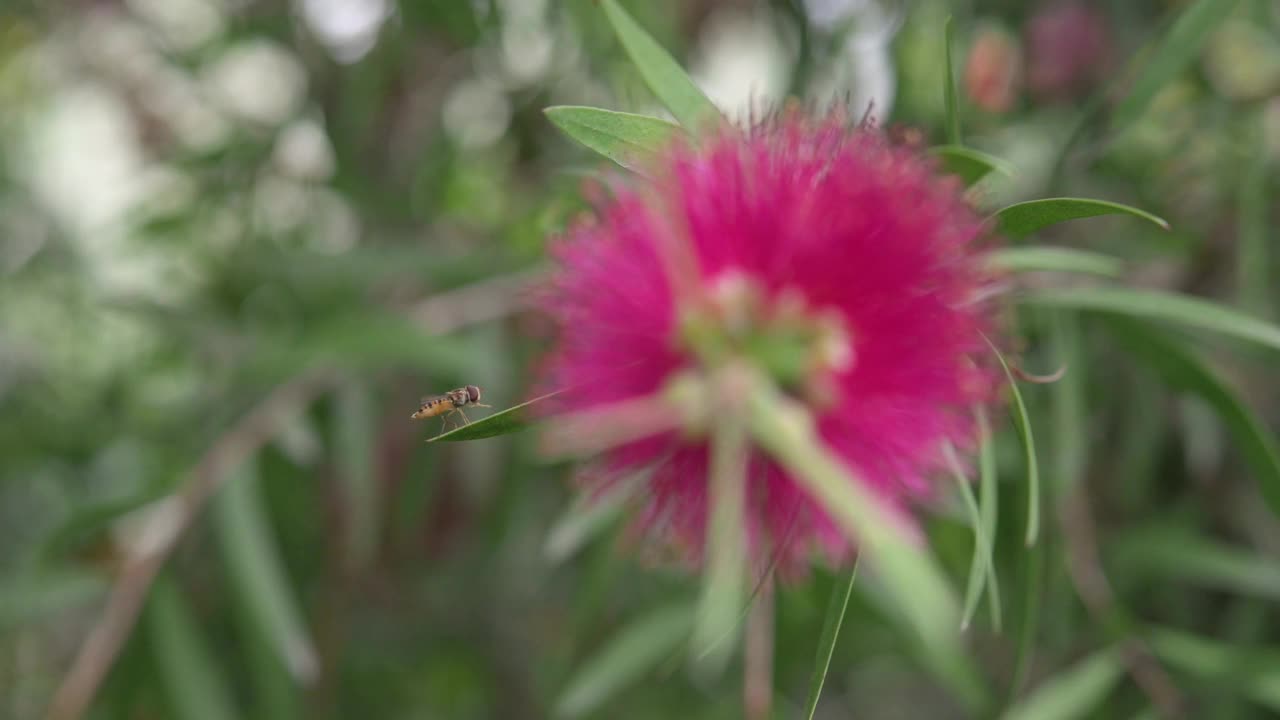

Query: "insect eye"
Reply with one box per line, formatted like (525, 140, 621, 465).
(467, 385, 481, 402)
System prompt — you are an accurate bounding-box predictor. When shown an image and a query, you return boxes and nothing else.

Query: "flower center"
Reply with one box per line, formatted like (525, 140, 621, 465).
(676, 270, 854, 408)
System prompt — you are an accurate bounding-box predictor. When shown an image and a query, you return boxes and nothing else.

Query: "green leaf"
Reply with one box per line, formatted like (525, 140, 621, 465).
(554, 604, 697, 718)
(147, 576, 239, 720)
(427, 391, 561, 442)
(947, 443, 1001, 632)
(544, 106, 682, 171)
(214, 458, 319, 683)
(600, 0, 720, 131)
(1148, 628, 1280, 711)
(240, 611, 302, 720)
(1237, 113, 1271, 315)
(1110, 0, 1242, 136)
(747, 379, 985, 711)
(976, 408, 1002, 630)
(1048, 313, 1088, 497)
(693, 401, 749, 673)
(42, 488, 172, 561)
(1113, 526, 1280, 601)
(1010, 536, 1045, 698)
(544, 474, 639, 564)
(987, 248, 1124, 278)
(334, 381, 379, 571)
(1104, 320, 1280, 517)
(995, 198, 1170, 239)
(1000, 649, 1124, 720)
(0, 570, 106, 630)
(245, 311, 484, 381)
(944, 17, 962, 146)
(803, 563, 859, 720)
(931, 145, 1014, 186)
(1021, 288, 1280, 354)
(988, 339, 1041, 546)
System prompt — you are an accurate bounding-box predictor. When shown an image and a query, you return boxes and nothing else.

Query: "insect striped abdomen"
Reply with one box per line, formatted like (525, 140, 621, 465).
(411, 398, 455, 419)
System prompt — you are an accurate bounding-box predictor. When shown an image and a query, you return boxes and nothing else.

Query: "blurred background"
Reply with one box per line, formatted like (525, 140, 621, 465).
(2, 0, 1279, 718)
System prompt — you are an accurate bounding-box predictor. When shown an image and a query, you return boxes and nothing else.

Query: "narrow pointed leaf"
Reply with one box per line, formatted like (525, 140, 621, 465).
(1113, 526, 1280, 601)
(545, 106, 682, 171)
(428, 392, 561, 442)
(976, 408, 1002, 630)
(1110, 0, 1241, 136)
(554, 604, 697, 718)
(1148, 628, 1280, 711)
(995, 198, 1169, 238)
(1237, 114, 1270, 314)
(334, 381, 379, 571)
(214, 459, 319, 683)
(1001, 649, 1124, 720)
(1104, 320, 1280, 517)
(747, 380, 984, 710)
(988, 248, 1123, 277)
(1048, 313, 1087, 497)
(988, 339, 1040, 546)
(600, 0, 720, 131)
(1021, 288, 1280, 354)
(693, 404, 749, 673)
(947, 444, 1000, 632)
(544, 475, 639, 564)
(0, 570, 105, 629)
(147, 576, 238, 720)
(803, 563, 859, 720)
(944, 17, 962, 145)
(1011, 537, 1045, 696)
(932, 145, 1014, 186)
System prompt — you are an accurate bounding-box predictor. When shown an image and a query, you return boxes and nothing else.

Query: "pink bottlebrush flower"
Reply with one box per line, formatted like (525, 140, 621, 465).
(537, 112, 1002, 577)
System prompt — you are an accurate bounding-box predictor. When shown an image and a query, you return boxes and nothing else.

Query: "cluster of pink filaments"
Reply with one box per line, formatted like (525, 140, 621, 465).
(538, 112, 1001, 576)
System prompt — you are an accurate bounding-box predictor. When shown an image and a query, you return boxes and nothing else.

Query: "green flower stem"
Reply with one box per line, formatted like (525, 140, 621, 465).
(745, 376, 987, 712)
(693, 364, 752, 675)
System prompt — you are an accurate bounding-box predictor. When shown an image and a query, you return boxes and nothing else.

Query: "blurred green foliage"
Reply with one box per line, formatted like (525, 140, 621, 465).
(1, 1, 1279, 718)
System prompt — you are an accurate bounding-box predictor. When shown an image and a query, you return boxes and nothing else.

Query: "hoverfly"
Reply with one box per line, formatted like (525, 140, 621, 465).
(411, 385, 491, 432)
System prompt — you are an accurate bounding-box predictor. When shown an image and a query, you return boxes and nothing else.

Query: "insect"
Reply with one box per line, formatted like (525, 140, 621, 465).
(411, 385, 491, 432)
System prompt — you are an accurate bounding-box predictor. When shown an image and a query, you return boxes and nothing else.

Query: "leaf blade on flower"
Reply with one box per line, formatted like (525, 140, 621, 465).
(545, 106, 682, 171)
(428, 392, 561, 442)
(600, 0, 720, 131)
(995, 198, 1169, 239)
